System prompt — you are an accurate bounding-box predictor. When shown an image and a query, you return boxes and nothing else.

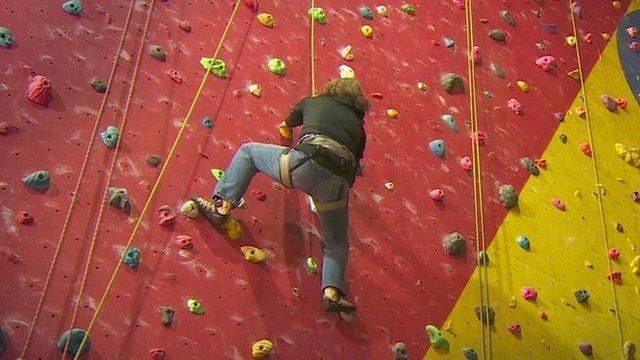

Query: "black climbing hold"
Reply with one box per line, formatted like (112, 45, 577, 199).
(107, 187, 131, 213)
(149, 45, 166, 61)
(474, 305, 495, 325)
(145, 155, 161, 167)
(520, 157, 540, 176)
(91, 77, 107, 93)
(159, 306, 175, 326)
(57, 328, 91, 357)
(488, 29, 507, 41)
(574, 289, 589, 303)
(500, 10, 516, 27)
(393, 342, 408, 360)
(463, 347, 479, 360)
(499, 184, 518, 208)
(443, 232, 467, 255)
(490, 62, 506, 79)
(559, 133, 568, 143)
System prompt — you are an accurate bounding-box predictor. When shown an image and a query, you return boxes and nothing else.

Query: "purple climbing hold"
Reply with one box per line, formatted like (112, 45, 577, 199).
(571, 2, 583, 20)
(601, 94, 618, 112)
(632, 191, 640, 202)
(541, 23, 557, 34)
(578, 343, 593, 356)
(554, 112, 565, 122)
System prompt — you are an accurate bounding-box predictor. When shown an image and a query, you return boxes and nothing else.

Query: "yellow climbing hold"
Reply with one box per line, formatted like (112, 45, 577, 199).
(251, 340, 273, 359)
(516, 80, 529, 92)
(612, 1, 621, 8)
(630, 256, 640, 275)
(247, 83, 262, 97)
(279, 124, 293, 139)
(384, 182, 395, 190)
(222, 218, 242, 239)
(508, 295, 517, 308)
(575, 106, 586, 117)
(361, 25, 373, 38)
(574, 190, 582, 197)
(256, 13, 275, 28)
(584, 260, 593, 268)
(386, 108, 398, 118)
(566, 36, 577, 47)
(601, 32, 611, 41)
(417, 82, 428, 91)
(339, 65, 355, 79)
(615, 143, 640, 167)
(241, 246, 267, 263)
(376, 5, 388, 16)
(627, 238, 636, 252)
(180, 200, 199, 218)
(568, 69, 581, 80)
(340, 45, 354, 61)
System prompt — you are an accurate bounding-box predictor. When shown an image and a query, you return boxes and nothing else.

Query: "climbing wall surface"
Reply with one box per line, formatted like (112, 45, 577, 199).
(0, 0, 636, 359)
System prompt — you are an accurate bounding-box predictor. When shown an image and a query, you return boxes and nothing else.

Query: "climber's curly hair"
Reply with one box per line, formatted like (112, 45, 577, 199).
(322, 78, 370, 116)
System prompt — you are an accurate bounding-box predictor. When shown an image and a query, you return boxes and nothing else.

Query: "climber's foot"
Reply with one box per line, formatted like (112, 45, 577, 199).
(324, 296, 356, 313)
(192, 195, 229, 226)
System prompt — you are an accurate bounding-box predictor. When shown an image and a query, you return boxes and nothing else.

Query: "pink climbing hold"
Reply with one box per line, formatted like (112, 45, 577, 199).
(579, 142, 592, 157)
(583, 32, 593, 44)
(149, 348, 167, 360)
(460, 156, 472, 171)
(470, 130, 485, 144)
(607, 247, 620, 260)
(157, 205, 177, 227)
(166, 69, 182, 84)
(628, 26, 638, 38)
(251, 189, 267, 201)
(520, 286, 538, 300)
(507, 98, 522, 115)
(16, 211, 33, 225)
(535, 55, 556, 71)
(550, 198, 566, 211)
(242, 0, 258, 11)
(429, 189, 444, 201)
(0, 122, 20, 135)
(629, 41, 639, 52)
(507, 323, 521, 335)
(453, 0, 465, 9)
(26, 75, 52, 106)
(472, 46, 481, 64)
(176, 235, 193, 250)
(178, 20, 192, 32)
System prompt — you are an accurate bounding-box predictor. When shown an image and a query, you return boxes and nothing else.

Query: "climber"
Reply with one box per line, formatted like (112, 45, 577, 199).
(193, 78, 369, 314)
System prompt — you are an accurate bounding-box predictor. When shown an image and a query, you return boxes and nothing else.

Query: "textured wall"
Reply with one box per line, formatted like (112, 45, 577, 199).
(0, 0, 635, 359)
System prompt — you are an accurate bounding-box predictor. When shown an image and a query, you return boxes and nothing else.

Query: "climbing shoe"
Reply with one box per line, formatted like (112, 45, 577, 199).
(323, 296, 356, 313)
(192, 195, 229, 226)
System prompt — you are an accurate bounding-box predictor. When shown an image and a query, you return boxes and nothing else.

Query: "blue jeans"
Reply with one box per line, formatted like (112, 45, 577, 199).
(214, 142, 351, 295)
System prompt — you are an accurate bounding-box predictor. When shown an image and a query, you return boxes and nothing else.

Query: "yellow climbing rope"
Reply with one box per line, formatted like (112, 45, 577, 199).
(310, 0, 317, 96)
(61, 0, 156, 358)
(568, 2, 625, 358)
(18, 1, 137, 358)
(72, 1, 245, 358)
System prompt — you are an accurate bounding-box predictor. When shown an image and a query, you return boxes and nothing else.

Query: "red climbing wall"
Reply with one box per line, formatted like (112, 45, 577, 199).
(0, 0, 631, 359)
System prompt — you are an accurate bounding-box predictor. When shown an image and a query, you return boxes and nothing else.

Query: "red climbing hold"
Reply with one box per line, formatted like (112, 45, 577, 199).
(616, 98, 628, 109)
(470, 130, 485, 144)
(371, 92, 383, 99)
(251, 189, 267, 201)
(0, 122, 20, 135)
(534, 158, 547, 169)
(157, 205, 177, 227)
(507, 323, 521, 335)
(26, 75, 52, 106)
(429, 189, 444, 201)
(606, 271, 622, 284)
(242, 0, 258, 12)
(16, 211, 33, 225)
(584, 32, 593, 44)
(166, 69, 182, 83)
(579, 142, 592, 157)
(178, 20, 192, 32)
(176, 235, 193, 250)
(607, 247, 620, 260)
(149, 348, 167, 360)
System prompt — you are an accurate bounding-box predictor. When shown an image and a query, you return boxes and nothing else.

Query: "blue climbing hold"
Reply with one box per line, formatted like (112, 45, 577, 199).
(22, 170, 50, 190)
(0, 27, 13, 49)
(429, 140, 446, 158)
(62, 0, 83, 15)
(441, 114, 458, 132)
(202, 117, 214, 128)
(462, 347, 479, 360)
(100, 125, 119, 149)
(57, 328, 91, 357)
(123, 247, 140, 268)
(359, 7, 374, 20)
(517, 235, 530, 251)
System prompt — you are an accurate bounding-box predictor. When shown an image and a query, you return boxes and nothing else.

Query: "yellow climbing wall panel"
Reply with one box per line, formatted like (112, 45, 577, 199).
(425, 2, 640, 359)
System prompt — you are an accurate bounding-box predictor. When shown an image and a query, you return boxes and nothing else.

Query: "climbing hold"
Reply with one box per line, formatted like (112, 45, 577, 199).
(559, 134, 568, 143)
(359, 7, 373, 20)
(535, 158, 547, 169)
(521, 286, 538, 300)
(376, 5, 388, 16)
(166, 69, 182, 84)
(536, 42, 545, 50)
(242, 0, 258, 11)
(22, 170, 50, 190)
(0, 122, 19, 135)
(90, 77, 107, 93)
(417, 82, 428, 91)
(615, 143, 640, 167)
(507, 98, 522, 115)
(100, 125, 119, 149)
(251, 189, 267, 201)
(340, 45, 354, 61)
(615, 223, 624, 232)
(211, 169, 225, 181)
(633, 191, 640, 202)
(541, 23, 557, 34)
(402, 4, 417, 15)
(279, 123, 293, 139)
(187, 298, 205, 314)
(578, 343, 593, 356)
(202, 117, 214, 128)
(393, 342, 408, 360)
(159, 306, 175, 326)
(462, 347, 478, 360)
(629, 41, 639, 52)
(176, 235, 193, 250)
(631, 256, 640, 275)
(158, 205, 177, 227)
(628, 26, 638, 38)
(443, 232, 467, 255)
(516, 80, 529, 92)
(574, 289, 590, 304)
(517, 235, 531, 250)
(520, 157, 540, 176)
(441, 114, 458, 132)
(178, 20, 192, 32)
(123, 247, 140, 268)
(384, 182, 395, 191)
(584, 32, 593, 43)
(441, 73, 464, 94)
(339, 64, 355, 79)
(507, 323, 521, 335)
(554, 112, 566, 122)
(601, 94, 618, 112)
(579, 142, 592, 157)
(471, 131, 486, 144)
(571, 1, 583, 19)
(623, 341, 636, 359)
(488, 29, 506, 41)
(307, 257, 319, 274)
(568, 69, 581, 81)
(575, 106, 586, 117)
(360, 25, 373, 38)
(460, 156, 472, 171)
(148, 45, 166, 61)
(62, 0, 83, 15)
(474, 305, 495, 325)
(426, 189, 444, 202)
(145, 155, 161, 167)
(149, 348, 166, 360)
(0, 27, 13, 48)
(107, 187, 131, 213)
(57, 329, 91, 357)
(472, 46, 481, 64)
(483, 91, 494, 98)
(429, 139, 446, 158)
(180, 200, 199, 218)
(222, 218, 243, 239)
(251, 340, 273, 359)
(200, 58, 227, 78)
(498, 184, 518, 208)
(256, 13, 274, 28)
(247, 84, 262, 97)
(550, 198, 566, 211)
(539, 310, 548, 320)
(241, 246, 266, 263)
(424, 325, 449, 350)
(477, 251, 489, 266)
(536, 55, 556, 71)
(566, 36, 577, 47)
(606, 271, 622, 284)
(608, 247, 620, 260)
(267, 58, 287, 76)
(17, 211, 33, 225)
(443, 38, 455, 47)
(453, 0, 465, 10)
(616, 98, 628, 109)
(308, 7, 326, 23)
(26, 75, 52, 106)
(500, 10, 516, 26)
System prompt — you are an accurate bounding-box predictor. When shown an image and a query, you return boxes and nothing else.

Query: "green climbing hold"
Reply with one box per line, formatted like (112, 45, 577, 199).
(489, 29, 506, 41)
(483, 91, 494, 98)
(500, 10, 516, 26)
(443, 38, 455, 48)
(267, 58, 287, 76)
(0, 27, 14, 49)
(401, 4, 416, 15)
(202, 117, 214, 128)
(499, 184, 518, 208)
(187, 298, 205, 314)
(489, 62, 505, 79)
(90, 77, 107, 93)
(107, 187, 131, 213)
(441, 114, 458, 132)
(100, 125, 119, 149)
(536, 42, 545, 50)
(200, 57, 227, 78)
(359, 7, 373, 20)
(22, 170, 50, 190)
(308, 7, 326, 23)
(62, 0, 83, 15)
(123, 247, 140, 268)
(211, 168, 225, 180)
(57, 328, 91, 357)
(441, 73, 464, 94)
(307, 257, 319, 274)
(149, 45, 166, 61)
(145, 155, 161, 167)
(443, 232, 467, 255)
(425, 325, 449, 350)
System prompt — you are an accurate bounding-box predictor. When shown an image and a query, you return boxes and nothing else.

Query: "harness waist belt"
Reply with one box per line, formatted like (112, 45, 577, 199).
(300, 134, 355, 163)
